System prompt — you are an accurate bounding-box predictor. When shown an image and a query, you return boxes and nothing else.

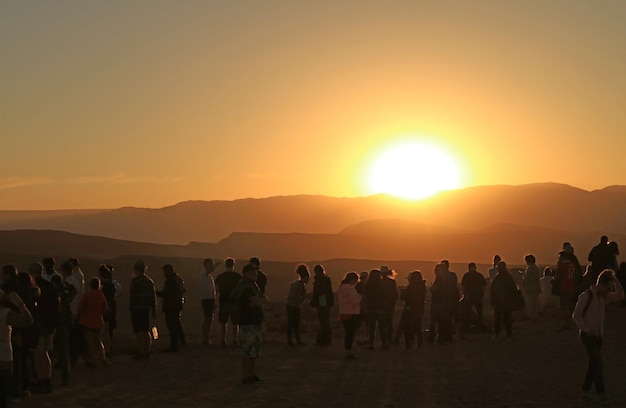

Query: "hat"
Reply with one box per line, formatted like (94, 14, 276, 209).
(133, 260, 147, 272)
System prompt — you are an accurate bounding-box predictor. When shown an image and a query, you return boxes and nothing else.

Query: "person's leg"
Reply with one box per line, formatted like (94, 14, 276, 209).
(582, 334, 605, 394)
(84, 329, 96, 365)
(177, 312, 186, 345)
(378, 312, 388, 348)
(404, 310, 415, 350)
(416, 313, 424, 348)
(344, 316, 359, 356)
(294, 307, 303, 344)
(201, 299, 214, 344)
(494, 309, 502, 337)
(386, 310, 394, 344)
(476, 300, 484, 327)
(165, 311, 179, 351)
(368, 313, 377, 348)
(318, 307, 331, 345)
(0, 363, 12, 408)
(95, 328, 106, 362)
(9, 342, 21, 400)
(219, 302, 228, 344)
(504, 310, 512, 338)
(56, 326, 71, 385)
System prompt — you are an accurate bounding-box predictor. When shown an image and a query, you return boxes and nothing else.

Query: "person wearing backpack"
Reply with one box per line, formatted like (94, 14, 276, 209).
(572, 269, 624, 403)
(285, 264, 310, 346)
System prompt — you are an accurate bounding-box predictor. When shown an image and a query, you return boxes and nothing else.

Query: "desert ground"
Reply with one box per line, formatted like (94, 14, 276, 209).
(19, 300, 626, 408)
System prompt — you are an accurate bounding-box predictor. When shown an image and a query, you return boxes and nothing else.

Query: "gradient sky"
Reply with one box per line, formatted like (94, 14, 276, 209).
(2, 1, 625, 209)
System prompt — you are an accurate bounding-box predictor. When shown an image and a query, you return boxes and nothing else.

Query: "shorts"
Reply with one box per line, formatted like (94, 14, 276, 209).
(131, 309, 151, 333)
(33, 334, 54, 352)
(238, 325, 263, 358)
(201, 299, 216, 319)
(218, 302, 239, 324)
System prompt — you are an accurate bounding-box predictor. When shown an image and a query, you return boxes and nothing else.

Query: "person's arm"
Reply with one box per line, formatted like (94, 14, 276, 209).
(572, 292, 592, 334)
(5, 292, 33, 328)
(151, 283, 157, 319)
(606, 276, 625, 303)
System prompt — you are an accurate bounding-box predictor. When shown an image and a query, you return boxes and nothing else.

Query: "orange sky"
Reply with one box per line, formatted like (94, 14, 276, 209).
(2, 1, 626, 209)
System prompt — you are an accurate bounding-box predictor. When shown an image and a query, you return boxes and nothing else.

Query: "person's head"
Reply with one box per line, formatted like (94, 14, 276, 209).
(434, 263, 447, 278)
(242, 263, 258, 281)
(1, 264, 18, 283)
(18, 272, 34, 287)
(608, 241, 619, 255)
(563, 242, 574, 255)
(341, 272, 359, 285)
(89, 277, 101, 291)
(314, 264, 325, 276)
(132, 260, 147, 276)
(468, 262, 477, 272)
(203, 258, 216, 273)
(441, 260, 450, 269)
(497, 261, 509, 275)
(295, 264, 310, 284)
(161, 263, 175, 278)
(59, 261, 74, 277)
(28, 262, 44, 278)
(600, 235, 609, 245)
(493, 255, 501, 266)
(380, 265, 390, 276)
(543, 266, 553, 277)
(224, 257, 235, 270)
(359, 271, 369, 282)
(42, 257, 55, 271)
(249, 257, 261, 267)
(368, 269, 381, 282)
(98, 264, 112, 280)
(69, 257, 81, 269)
(524, 254, 536, 265)
(596, 269, 616, 297)
(408, 270, 424, 285)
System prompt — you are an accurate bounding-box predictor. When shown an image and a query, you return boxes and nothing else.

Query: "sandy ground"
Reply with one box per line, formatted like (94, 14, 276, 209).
(19, 304, 626, 408)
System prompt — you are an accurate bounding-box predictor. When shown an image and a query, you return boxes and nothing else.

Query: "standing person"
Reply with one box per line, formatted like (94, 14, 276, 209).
(490, 262, 518, 341)
(488, 255, 502, 281)
(616, 262, 626, 307)
(539, 267, 559, 312)
(365, 269, 387, 349)
(572, 270, 624, 403)
(522, 255, 542, 321)
(429, 263, 453, 345)
(355, 271, 369, 345)
(310, 264, 333, 346)
(68, 258, 85, 307)
(401, 271, 427, 350)
(156, 264, 186, 352)
(338, 272, 361, 360)
(555, 249, 584, 330)
(65, 260, 83, 368)
(0, 290, 34, 408)
(587, 236, 612, 284)
(234, 263, 266, 385)
(215, 258, 241, 346)
(199, 258, 218, 346)
(607, 241, 619, 271)
(460, 263, 487, 333)
(12, 273, 39, 400)
(99, 265, 118, 355)
(52, 262, 77, 385)
(250, 258, 267, 295)
(381, 267, 398, 346)
(28, 262, 60, 394)
(129, 260, 157, 360)
(441, 260, 460, 343)
(285, 264, 310, 346)
(77, 278, 108, 366)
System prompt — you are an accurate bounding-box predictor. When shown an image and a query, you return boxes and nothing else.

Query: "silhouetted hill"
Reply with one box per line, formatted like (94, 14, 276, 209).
(0, 183, 625, 245)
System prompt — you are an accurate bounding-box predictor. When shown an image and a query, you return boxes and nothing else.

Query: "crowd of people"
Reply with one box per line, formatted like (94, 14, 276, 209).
(0, 235, 624, 405)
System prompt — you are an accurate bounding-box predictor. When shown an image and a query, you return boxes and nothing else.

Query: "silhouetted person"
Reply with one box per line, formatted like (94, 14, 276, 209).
(41, 257, 61, 283)
(250, 258, 267, 295)
(429, 263, 454, 345)
(99, 264, 121, 355)
(401, 271, 427, 350)
(356, 271, 369, 345)
(215, 258, 241, 346)
(28, 262, 60, 393)
(156, 264, 186, 352)
(460, 262, 487, 333)
(311, 264, 333, 346)
(52, 262, 77, 385)
(588, 236, 612, 283)
(0, 290, 33, 408)
(522, 255, 541, 321)
(77, 278, 108, 366)
(286, 264, 310, 346)
(607, 241, 619, 271)
(616, 262, 626, 306)
(381, 266, 398, 345)
(539, 267, 559, 312)
(233, 263, 266, 385)
(488, 255, 501, 281)
(365, 269, 387, 349)
(490, 262, 517, 340)
(572, 270, 624, 403)
(12, 273, 39, 398)
(555, 249, 584, 330)
(338, 272, 361, 359)
(441, 260, 460, 343)
(199, 258, 218, 346)
(129, 260, 156, 360)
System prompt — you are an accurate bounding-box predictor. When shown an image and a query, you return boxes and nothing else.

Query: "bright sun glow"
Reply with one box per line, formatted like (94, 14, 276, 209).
(368, 142, 461, 200)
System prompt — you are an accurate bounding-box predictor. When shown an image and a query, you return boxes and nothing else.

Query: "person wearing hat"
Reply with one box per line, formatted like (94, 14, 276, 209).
(129, 260, 156, 360)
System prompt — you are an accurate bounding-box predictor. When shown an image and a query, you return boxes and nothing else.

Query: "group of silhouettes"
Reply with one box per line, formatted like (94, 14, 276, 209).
(0, 234, 624, 399)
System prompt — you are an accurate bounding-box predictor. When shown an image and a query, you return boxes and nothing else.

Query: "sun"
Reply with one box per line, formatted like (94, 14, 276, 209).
(368, 141, 461, 200)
